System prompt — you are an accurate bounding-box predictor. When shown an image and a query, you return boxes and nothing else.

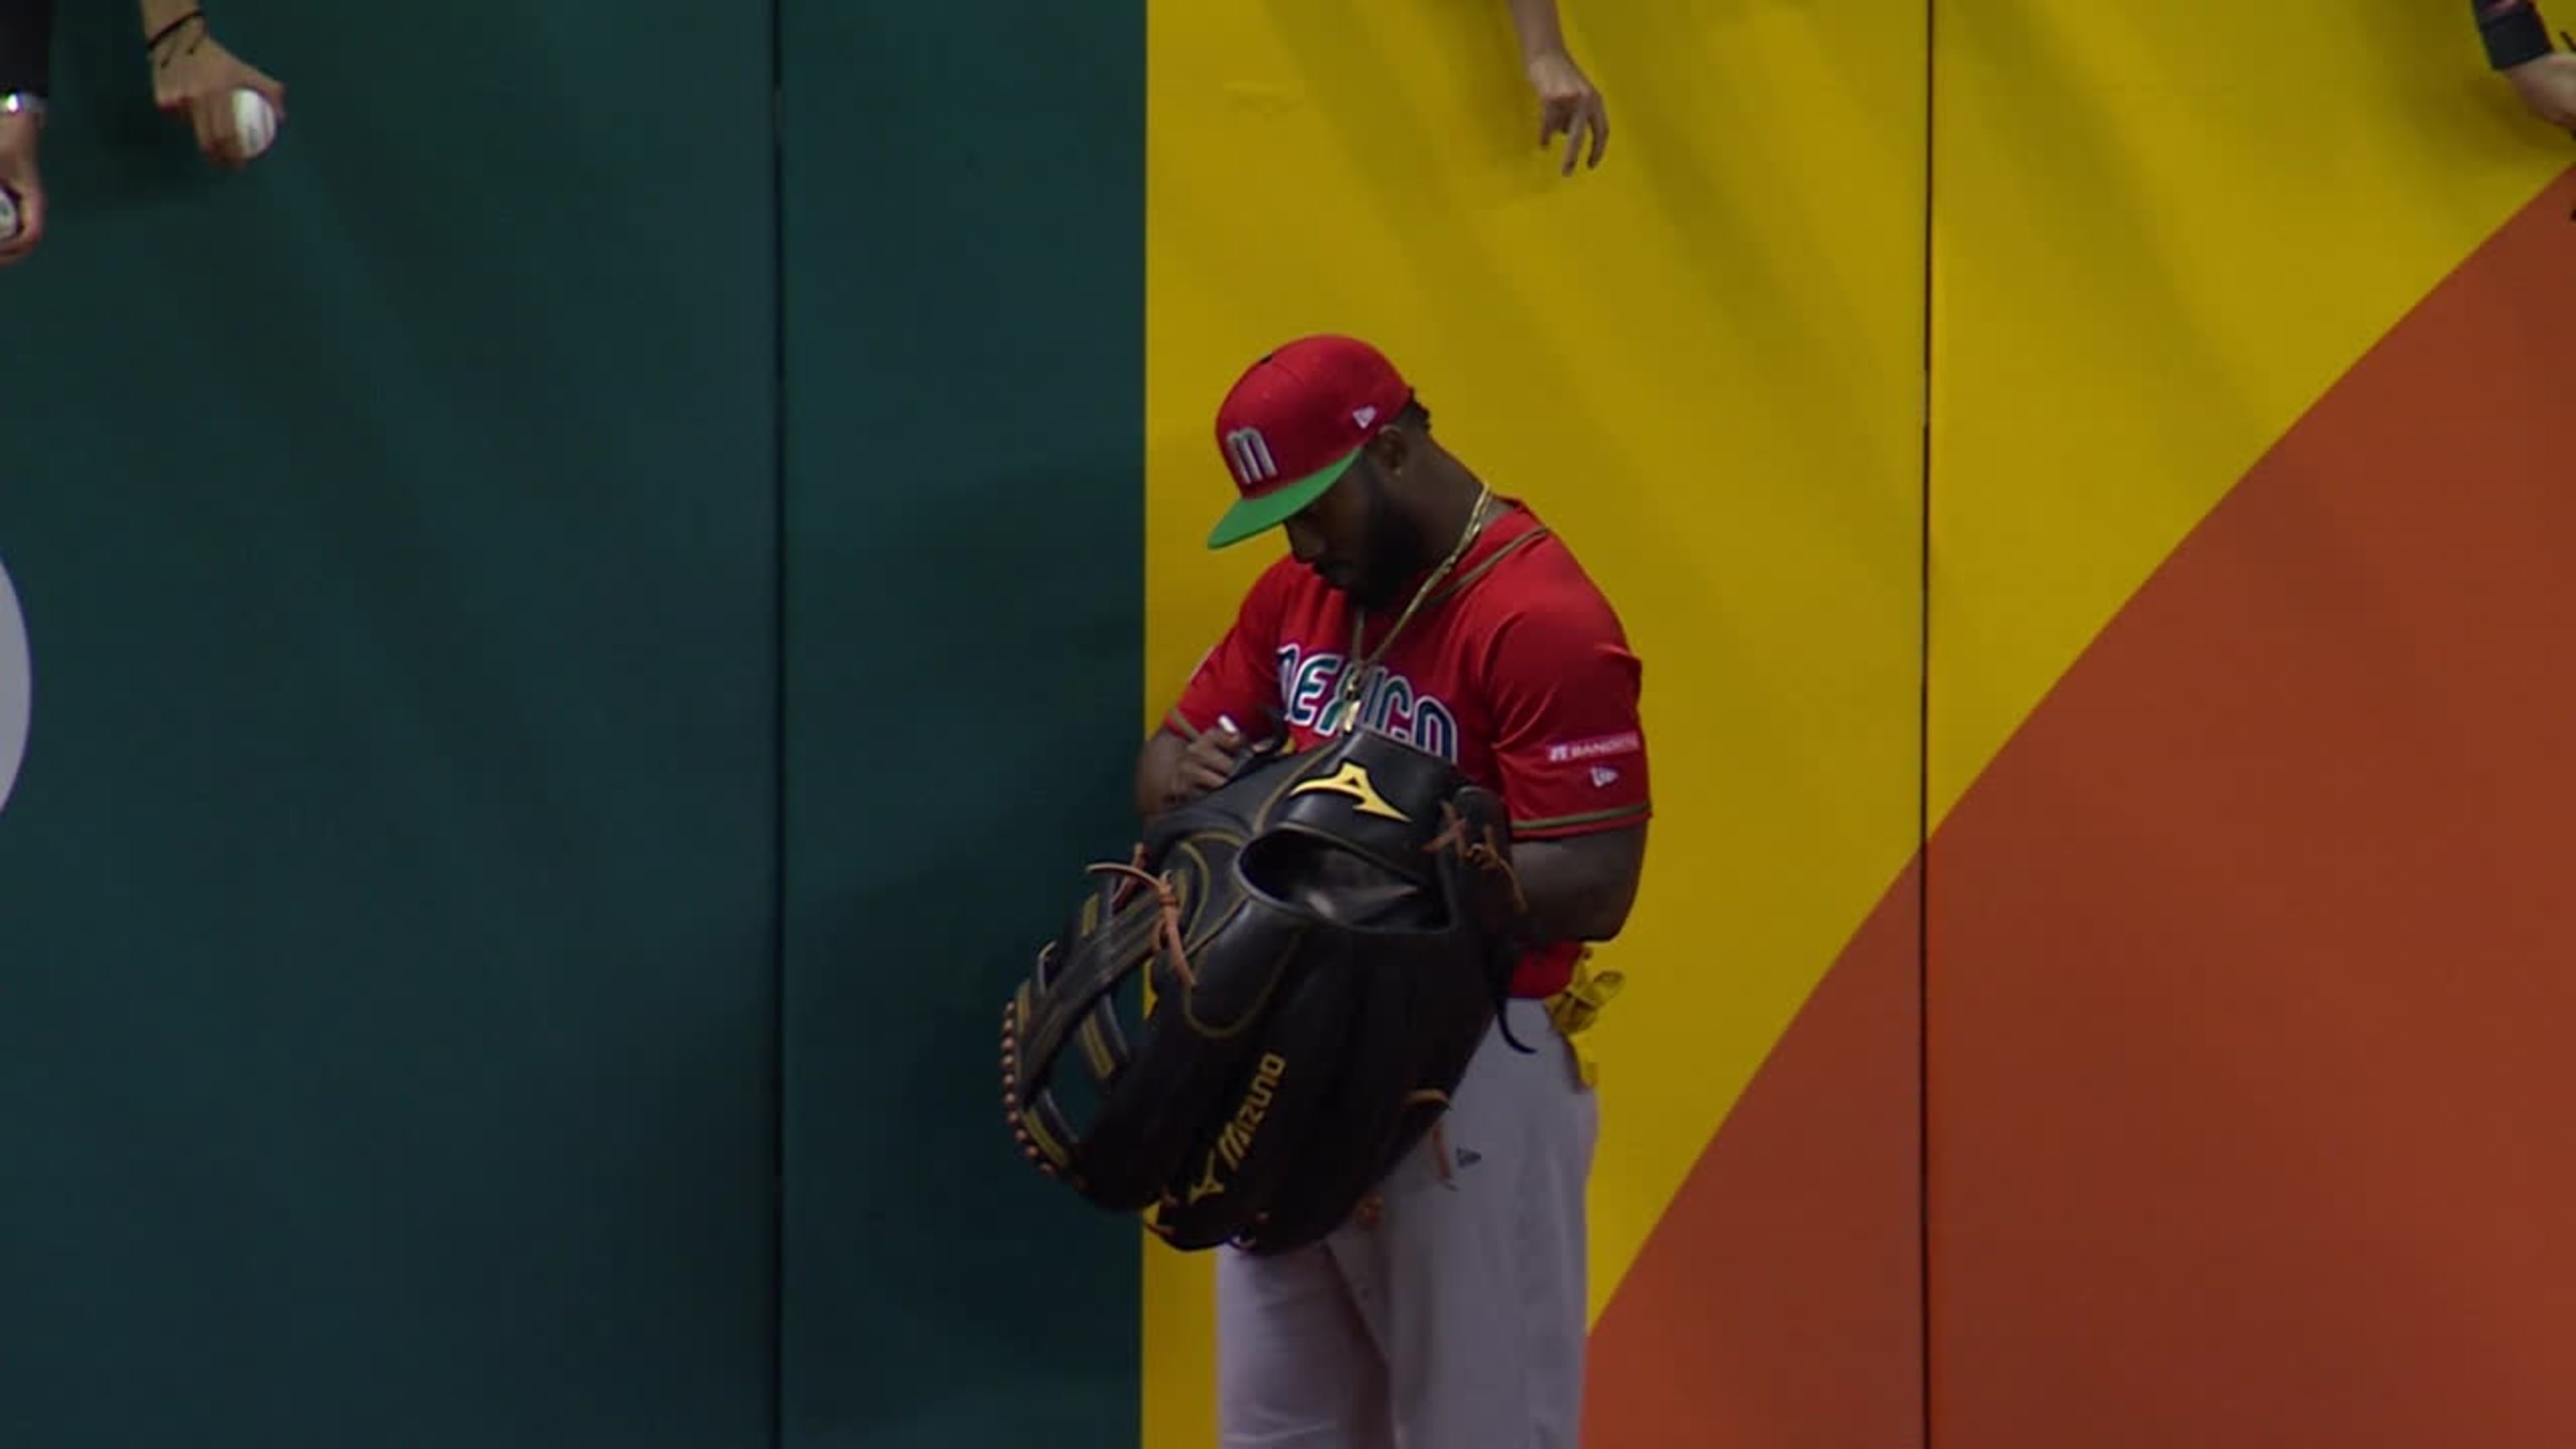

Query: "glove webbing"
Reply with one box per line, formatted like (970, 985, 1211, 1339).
(1072, 859, 1192, 1082)
(1007, 854, 1196, 1189)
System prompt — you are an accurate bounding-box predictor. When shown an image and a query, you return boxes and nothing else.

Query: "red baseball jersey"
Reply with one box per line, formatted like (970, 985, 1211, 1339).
(1165, 497, 1650, 999)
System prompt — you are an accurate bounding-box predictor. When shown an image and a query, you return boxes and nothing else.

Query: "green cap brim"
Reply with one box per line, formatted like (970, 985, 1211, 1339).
(1204, 446, 1361, 549)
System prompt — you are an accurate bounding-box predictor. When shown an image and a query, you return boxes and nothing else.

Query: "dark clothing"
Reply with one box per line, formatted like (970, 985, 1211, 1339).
(0, 0, 55, 98)
(2477, 0, 2556, 70)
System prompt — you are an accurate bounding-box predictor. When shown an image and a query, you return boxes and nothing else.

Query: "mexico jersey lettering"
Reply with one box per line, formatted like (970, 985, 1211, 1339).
(1272, 646, 1462, 762)
(1166, 500, 1652, 994)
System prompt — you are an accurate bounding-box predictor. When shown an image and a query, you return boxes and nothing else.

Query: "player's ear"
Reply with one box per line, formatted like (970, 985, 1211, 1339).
(1363, 423, 1410, 474)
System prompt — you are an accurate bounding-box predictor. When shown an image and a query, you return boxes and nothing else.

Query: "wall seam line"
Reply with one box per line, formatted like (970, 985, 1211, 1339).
(1915, 2, 1940, 1446)
(766, 0, 792, 1440)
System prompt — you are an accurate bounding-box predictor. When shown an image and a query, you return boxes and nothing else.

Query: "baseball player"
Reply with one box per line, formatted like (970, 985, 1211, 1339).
(1133, 334, 1652, 1448)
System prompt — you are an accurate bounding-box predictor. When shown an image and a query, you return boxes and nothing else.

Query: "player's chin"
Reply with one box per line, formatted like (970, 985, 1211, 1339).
(1326, 568, 1394, 606)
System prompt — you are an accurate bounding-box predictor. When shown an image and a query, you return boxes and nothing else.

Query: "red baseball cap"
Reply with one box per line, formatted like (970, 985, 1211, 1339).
(1205, 335, 1415, 549)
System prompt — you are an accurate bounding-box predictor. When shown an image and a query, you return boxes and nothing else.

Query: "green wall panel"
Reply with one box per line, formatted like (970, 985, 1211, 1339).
(775, 2, 1145, 1446)
(0, 6, 782, 1447)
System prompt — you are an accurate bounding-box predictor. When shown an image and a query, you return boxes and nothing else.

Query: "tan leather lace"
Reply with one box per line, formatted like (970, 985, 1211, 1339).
(1424, 802, 1528, 915)
(1088, 856, 1195, 989)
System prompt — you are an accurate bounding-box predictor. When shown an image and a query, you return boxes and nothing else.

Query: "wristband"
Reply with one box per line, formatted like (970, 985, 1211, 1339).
(145, 8, 204, 54)
(2479, 0, 2556, 70)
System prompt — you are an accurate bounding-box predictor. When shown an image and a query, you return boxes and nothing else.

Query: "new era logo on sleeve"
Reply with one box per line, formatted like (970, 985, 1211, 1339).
(1223, 427, 1280, 486)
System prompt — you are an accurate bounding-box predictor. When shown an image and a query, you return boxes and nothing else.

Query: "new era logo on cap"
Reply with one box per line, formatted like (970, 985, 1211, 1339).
(1204, 335, 1414, 550)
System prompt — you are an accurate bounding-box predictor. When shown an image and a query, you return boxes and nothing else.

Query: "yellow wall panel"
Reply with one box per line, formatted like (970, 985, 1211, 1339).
(1927, 0, 2569, 818)
(1144, 3, 1928, 1443)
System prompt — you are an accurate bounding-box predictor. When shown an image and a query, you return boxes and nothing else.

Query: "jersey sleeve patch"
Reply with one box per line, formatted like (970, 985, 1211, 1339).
(1541, 730, 1644, 766)
(1482, 589, 1653, 842)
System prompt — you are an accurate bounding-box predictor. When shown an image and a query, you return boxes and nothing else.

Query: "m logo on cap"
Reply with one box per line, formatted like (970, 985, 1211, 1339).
(1223, 427, 1280, 487)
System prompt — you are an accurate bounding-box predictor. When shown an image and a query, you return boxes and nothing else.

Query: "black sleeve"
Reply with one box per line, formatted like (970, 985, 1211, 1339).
(2477, 0, 2556, 70)
(0, 0, 56, 98)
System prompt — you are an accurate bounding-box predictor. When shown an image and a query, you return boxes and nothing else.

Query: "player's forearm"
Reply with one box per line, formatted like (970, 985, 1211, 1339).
(1506, 0, 1571, 63)
(138, 0, 205, 44)
(1510, 828, 1645, 943)
(2477, 0, 2554, 70)
(0, 0, 57, 97)
(1135, 731, 1187, 821)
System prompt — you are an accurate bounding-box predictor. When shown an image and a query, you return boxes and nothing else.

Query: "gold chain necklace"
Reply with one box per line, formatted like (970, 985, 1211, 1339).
(1322, 481, 1496, 737)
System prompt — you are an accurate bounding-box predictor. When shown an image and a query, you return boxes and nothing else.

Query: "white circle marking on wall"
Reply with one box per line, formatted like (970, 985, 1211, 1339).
(0, 549, 29, 813)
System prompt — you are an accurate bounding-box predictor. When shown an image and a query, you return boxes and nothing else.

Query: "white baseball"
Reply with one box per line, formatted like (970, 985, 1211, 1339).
(0, 184, 18, 244)
(0, 547, 31, 814)
(232, 88, 278, 158)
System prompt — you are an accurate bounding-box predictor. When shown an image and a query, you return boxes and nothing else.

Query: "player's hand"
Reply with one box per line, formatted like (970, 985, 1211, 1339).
(148, 21, 287, 169)
(1169, 719, 1249, 808)
(0, 110, 42, 265)
(1529, 48, 1607, 176)
(2506, 53, 2576, 129)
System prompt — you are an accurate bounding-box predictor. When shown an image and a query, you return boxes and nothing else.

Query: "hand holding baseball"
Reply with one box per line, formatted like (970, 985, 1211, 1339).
(147, 15, 287, 169)
(0, 107, 42, 263)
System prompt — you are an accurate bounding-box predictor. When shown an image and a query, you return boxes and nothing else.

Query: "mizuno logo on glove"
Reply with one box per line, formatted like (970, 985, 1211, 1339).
(1289, 763, 1410, 821)
(1189, 1051, 1291, 1203)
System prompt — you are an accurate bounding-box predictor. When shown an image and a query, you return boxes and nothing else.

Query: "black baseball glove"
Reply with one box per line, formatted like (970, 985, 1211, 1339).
(1000, 724, 1534, 1254)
